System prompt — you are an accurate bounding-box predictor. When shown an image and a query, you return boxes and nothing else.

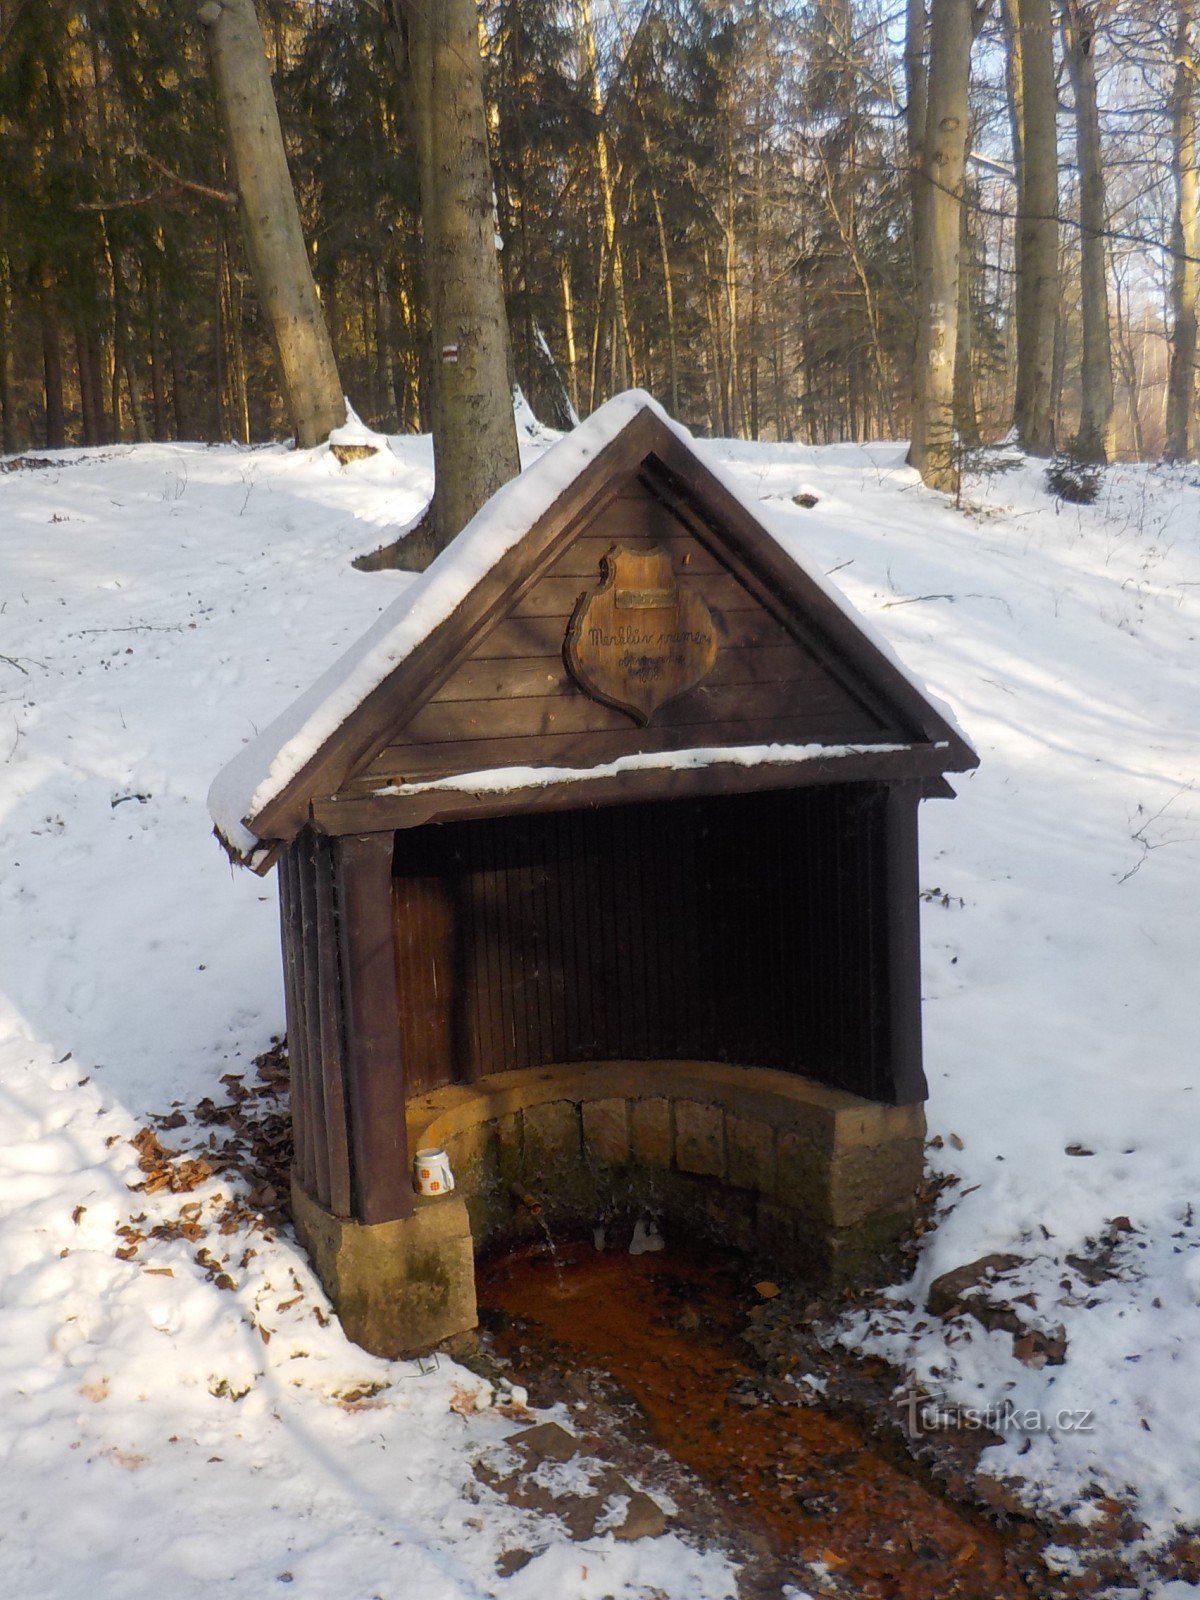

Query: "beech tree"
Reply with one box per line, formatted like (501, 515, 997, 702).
(197, 0, 344, 447)
(1165, 0, 1199, 462)
(390, 0, 520, 560)
(908, 0, 981, 491)
(1061, 0, 1114, 463)
(1004, 0, 1059, 455)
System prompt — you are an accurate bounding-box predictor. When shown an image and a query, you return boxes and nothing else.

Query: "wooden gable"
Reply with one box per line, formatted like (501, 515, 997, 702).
(244, 406, 975, 853)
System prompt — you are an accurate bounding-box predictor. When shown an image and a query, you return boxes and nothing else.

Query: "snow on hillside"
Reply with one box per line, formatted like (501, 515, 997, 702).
(1, 423, 1197, 1597)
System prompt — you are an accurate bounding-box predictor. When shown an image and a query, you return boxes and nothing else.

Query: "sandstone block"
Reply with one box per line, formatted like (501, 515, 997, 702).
(582, 1097, 630, 1166)
(726, 1114, 776, 1194)
(673, 1100, 725, 1177)
(630, 1097, 672, 1167)
(292, 1180, 476, 1359)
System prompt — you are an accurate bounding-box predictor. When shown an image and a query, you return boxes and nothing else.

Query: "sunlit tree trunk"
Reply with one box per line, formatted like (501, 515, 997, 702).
(1004, 0, 1058, 455)
(908, 0, 976, 491)
(1166, 1, 1199, 462)
(1061, 0, 1113, 463)
(394, 0, 519, 555)
(198, 0, 344, 447)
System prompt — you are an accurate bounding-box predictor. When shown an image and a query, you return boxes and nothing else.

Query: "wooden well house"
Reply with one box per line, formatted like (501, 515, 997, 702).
(210, 393, 977, 1357)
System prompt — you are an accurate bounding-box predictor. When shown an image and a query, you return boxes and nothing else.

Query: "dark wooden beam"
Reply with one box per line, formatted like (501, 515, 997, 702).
(310, 744, 954, 835)
(333, 831, 413, 1223)
(883, 782, 928, 1104)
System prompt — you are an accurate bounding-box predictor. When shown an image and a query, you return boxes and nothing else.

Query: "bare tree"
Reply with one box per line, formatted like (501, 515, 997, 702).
(1165, 0, 1199, 461)
(1004, 0, 1059, 455)
(197, 0, 345, 448)
(1061, 0, 1114, 462)
(393, 0, 520, 559)
(909, 0, 986, 491)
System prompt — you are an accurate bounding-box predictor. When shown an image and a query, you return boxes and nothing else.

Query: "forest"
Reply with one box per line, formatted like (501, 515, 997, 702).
(1, 0, 1196, 483)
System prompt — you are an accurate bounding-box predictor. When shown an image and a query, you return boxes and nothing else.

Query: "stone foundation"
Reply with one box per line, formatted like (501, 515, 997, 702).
(291, 1180, 476, 1359)
(295, 1062, 925, 1357)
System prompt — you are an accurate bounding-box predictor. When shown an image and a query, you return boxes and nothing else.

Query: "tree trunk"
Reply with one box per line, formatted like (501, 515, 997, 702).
(395, 0, 520, 557)
(0, 249, 12, 453)
(38, 263, 66, 449)
(198, 0, 344, 447)
(953, 196, 980, 445)
(1061, 0, 1113, 463)
(908, 0, 976, 491)
(1004, 0, 1058, 455)
(1165, 1, 1199, 463)
(904, 0, 928, 255)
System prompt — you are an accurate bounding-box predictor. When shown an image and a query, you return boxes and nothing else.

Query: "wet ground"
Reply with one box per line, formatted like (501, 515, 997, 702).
(477, 1238, 1039, 1599)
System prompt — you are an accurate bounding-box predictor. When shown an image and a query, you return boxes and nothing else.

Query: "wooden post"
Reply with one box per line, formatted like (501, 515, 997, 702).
(884, 783, 928, 1105)
(334, 831, 413, 1223)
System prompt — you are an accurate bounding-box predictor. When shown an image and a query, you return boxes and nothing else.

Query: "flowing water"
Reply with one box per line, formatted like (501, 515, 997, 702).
(478, 1240, 1037, 1600)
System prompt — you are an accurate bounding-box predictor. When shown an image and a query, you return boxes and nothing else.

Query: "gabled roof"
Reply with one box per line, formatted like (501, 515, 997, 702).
(209, 392, 977, 871)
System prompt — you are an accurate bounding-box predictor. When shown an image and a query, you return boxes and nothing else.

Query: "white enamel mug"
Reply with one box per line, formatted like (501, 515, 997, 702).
(413, 1146, 455, 1196)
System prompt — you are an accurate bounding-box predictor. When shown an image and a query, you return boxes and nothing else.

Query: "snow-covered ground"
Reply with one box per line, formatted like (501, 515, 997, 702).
(1, 418, 1197, 1597)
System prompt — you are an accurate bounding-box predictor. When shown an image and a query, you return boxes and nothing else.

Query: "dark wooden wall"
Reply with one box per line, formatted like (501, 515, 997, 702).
(351, 483, 904, 791)
(279, 830, 353, 1217)
(392, 782, 925, 1106)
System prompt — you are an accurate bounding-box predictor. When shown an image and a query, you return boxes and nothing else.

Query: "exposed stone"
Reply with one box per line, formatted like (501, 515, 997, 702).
(331, 442, 382, 465)
(827, 1136, 926, 1227)
(674, 1100, 724, 1177)
(523, 1100, 580, 1178)
(495, 1112, 524, 1191)
(629, 1096, 672, 1167)
(583, 1097, 630, 1166)
(726, 1113, 776, 1193)
(927, 1253, 1025, 1317)
(611, 1489, 668, 1541)
(507, 1420, 580, 1463)
(291, 1181, 476, 1359)
(775, 1128, 825, 1220)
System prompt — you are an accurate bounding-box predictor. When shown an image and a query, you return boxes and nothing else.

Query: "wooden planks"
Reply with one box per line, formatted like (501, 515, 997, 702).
(334, 832, 412, 1224)
(358, 480, 898, 789)
(362, 711, 886, 787)
(387, 784, 902, 1102)
(280, 832, 354, 1215)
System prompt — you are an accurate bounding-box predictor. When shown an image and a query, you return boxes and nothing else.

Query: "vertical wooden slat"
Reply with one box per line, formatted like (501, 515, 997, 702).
(279, 847, 314, 1194)
(298, 831, 332, 1207)
(313, 834, 353, 1217)
(334, 831, 412, 1224)
(884, 782, 927, 1104)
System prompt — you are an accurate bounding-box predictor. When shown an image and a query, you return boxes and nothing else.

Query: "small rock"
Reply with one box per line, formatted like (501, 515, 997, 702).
(754, 1280, 781, 1299)
(793, 491, 819, 508)
(927, 1253, 1023, 1317)
(1012, 1325, 1067, 1367)
(495, 1548, 535, 1576)
(507, 1420, 579, 1463)
(331, 442, 382, 465)
(611, 1490, 668, 1541)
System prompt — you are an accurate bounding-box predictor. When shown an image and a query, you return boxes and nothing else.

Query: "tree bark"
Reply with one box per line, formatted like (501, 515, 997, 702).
(1166, 1, 1199, 462)
(395, 0, 520, 557)
(198, 0, 344, 447)
(1061, 0, 1113, 463)
(38, 263, 66, 449)
(908, 0, 976, 491)
(1004, 0, 1059, 455)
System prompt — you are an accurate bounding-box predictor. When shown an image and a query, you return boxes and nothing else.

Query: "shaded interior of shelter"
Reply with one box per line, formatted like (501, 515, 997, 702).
(392, 783, 912, 1105)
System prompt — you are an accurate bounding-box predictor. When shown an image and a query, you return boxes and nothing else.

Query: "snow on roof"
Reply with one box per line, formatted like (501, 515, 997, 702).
(208, 390, 973, 861)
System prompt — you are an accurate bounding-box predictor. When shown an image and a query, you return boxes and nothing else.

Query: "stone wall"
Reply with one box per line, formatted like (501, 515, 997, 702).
(407, 1060, 925, 1279)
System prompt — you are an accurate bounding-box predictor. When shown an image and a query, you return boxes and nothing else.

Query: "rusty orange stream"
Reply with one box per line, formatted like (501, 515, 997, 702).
(478, 1242, 1033, 1600)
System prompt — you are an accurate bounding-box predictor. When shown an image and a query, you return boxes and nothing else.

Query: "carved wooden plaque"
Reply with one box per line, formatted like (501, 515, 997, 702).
(564, 545, 718, 725)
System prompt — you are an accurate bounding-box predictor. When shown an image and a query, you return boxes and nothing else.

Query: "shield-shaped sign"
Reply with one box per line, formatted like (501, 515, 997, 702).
(564, 545, 719, 725)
